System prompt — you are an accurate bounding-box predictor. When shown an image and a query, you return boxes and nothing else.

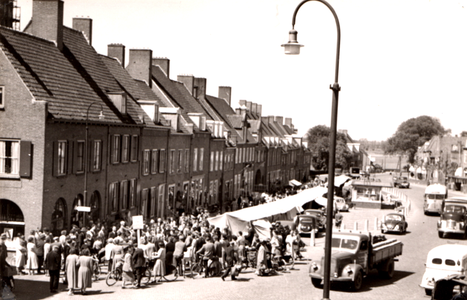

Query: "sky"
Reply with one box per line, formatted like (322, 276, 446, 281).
(16, 0, 467, 141)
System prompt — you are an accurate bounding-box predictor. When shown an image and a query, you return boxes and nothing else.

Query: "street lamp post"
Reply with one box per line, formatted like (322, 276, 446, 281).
(282, 1, 341, 299)
(84, 101, 105, 227)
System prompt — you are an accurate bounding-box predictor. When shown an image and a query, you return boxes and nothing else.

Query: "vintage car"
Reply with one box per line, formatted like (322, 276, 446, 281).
(297, 215, 319, 237)
(420, 244, 467, 296)
(334, 197, 349, 212)
(303, 209, 326, 231)
(393, 176, 410, 188)
(438, 198, 467, 238)
(424, 183, 448, 215)
(381, 213, 408, 234)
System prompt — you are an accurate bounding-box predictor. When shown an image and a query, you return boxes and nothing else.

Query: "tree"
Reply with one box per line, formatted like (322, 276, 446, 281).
(461, 131, 467, 137)
(384, 116, 448, 163)
(305, 125, 353, 171)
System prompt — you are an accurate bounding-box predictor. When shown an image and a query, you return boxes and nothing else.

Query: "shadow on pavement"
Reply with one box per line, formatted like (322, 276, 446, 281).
(12, 278, 115, 300)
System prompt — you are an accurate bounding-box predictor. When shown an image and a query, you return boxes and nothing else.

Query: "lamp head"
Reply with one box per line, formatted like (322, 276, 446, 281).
(281, 29, 303, 55)
(98, 111, 105, 120)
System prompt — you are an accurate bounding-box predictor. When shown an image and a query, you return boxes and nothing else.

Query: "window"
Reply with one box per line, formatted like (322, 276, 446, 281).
(219, 151, 223, 171)
(0, 140, 19, 177)
(210, 151, 214, 172)
(199, 148, 204, 171)
(169, 150, 175, 174)
(120, 180, 129, 210)
(159, 149, 166, 173)
(129, 179, 136, 208)
(158, 185, 165, 218)
(150, 186, 157, 217)
(141, 188, 148, 218)
(122, 135, 130, 163)
(92, 140, 102, 172)
(57, 140, 67, 176)
(112, 134, 121, 164)
(109, 182, 119, 213)
(143, 149, 150, 175)
(215, 151, 219, 171)
(193, 148, 198, 172)
(130, 135, 138, 162)
(76, 141, 84, 173)
(0, 86, 4, 109)
(185, 149, 189, 173)
(151, 149, 158, 174)
(177, 150, 182, 173)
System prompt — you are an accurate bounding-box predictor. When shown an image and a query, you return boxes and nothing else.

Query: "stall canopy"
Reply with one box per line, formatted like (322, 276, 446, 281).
(289, 179, 302, 187)
(207, 186, 327, 240)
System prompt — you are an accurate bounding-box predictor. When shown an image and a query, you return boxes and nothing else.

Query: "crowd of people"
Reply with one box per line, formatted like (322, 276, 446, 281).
(8, 206, 305, 296)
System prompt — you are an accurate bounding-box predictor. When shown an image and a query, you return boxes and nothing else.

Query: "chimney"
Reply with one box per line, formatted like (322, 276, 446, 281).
(177, 75, 195, 96)
(152, 57, 170, 78)
(194, 77, 206, 99)
(257, 104, 262, 117)
(261, 116, 269, 125)
(251, 103, 257, 117)
(31, 0, 64, 50)
(268, 116, 275, 125)
(218, 86, 231, 106)
(72, 17, 92, 45)
(275, 116, 283, 125)
(0, 0, 15, 28)
(108, 44, 126, 66)
(126, 49, 153, 88)
(285, 118, 293, 127)
(239, 100, 247, 107)
(246, 101, 252, 113)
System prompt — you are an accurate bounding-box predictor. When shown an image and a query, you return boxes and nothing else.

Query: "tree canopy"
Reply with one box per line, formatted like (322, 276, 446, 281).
(384, 116, 448, 163)
(305, 125, 353, 171)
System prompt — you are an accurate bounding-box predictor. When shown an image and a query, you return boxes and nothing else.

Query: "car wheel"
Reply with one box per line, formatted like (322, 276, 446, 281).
(381, 260, 395, 279)
(351, 271, 363, 291)
(438, 231, 444, 238)
(425, 288, 432, 296)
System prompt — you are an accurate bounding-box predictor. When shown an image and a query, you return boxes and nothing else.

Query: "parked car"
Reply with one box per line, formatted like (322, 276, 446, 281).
(334, 197, 349, 212)
(303, 209, 326, 231)
(381, 213, 408, 234)
(437, 199, 467, 239)
(297, 215, 319, 237)
(420, 244, 467, 296)
(393, 176, 410, 188)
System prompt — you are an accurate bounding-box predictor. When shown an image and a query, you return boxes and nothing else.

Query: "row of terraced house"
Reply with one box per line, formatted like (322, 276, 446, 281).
(0, 0, 312, 236)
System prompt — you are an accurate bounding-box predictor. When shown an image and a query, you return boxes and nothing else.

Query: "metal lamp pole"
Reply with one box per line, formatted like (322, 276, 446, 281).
(84, 101, 105, 227)
(282, 1, 341, 299)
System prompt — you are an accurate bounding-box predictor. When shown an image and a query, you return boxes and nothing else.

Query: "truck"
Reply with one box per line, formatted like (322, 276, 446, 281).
(424, 183, 448, 215)
(309, 230, 403, 291)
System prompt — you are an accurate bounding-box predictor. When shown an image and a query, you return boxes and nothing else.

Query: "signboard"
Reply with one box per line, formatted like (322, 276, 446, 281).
(132, 215, 144, 230)
(75, 206, 91, 212)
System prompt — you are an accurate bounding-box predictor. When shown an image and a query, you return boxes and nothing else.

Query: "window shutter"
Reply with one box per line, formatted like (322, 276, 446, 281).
(52, 141, 58, 177)
(20, 141, 32, 178)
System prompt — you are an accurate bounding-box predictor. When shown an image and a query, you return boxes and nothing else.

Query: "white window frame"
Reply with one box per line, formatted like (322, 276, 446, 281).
(0, 139, 20, 178)
(57, 140, 67, 176)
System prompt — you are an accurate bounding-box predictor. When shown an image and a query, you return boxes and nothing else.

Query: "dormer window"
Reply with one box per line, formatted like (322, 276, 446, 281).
(108, 92, 127, 115)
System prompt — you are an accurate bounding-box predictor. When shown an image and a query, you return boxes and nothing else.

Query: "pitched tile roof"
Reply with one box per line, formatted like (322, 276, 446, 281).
(0, 26, 121, 123)
(62, 27, 151, 126)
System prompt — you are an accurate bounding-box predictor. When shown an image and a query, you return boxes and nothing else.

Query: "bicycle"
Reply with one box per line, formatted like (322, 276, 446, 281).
(105, 262, 122, 286)
(144, 260, 179, 283)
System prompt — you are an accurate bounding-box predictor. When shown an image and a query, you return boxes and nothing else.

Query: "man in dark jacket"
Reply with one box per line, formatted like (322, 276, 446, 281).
(132, 245, 146, 288)
(46, 245, 61, 293)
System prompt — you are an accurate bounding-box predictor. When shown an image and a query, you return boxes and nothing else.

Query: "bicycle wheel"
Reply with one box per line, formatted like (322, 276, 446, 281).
(140, 268, 151, 285)
(93, 264, 101, 281)
(106, 271, 118, 286)
(163, 268, 178, 282)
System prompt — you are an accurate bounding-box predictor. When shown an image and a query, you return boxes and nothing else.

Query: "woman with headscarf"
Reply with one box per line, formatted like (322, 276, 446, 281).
(152, 241, 166, 282)
(65, 247, 79, 295)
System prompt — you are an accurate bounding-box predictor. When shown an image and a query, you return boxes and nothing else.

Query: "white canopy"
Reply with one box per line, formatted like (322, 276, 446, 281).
(207, 186, 327, 238)
(289, 179, 302, 186)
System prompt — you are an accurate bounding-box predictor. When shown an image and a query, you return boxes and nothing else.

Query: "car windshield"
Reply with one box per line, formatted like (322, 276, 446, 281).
(445, 205, 466, 214)
(428, 194, 445, 200)
(385, 214, 402, 221)
(332, 237, 359, 250)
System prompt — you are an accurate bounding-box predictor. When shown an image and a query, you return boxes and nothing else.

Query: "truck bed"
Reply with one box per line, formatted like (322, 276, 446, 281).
(371, 238, 403, 266)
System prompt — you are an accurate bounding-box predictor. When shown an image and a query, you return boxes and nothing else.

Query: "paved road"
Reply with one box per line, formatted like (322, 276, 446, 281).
(12, 174, 467, 300)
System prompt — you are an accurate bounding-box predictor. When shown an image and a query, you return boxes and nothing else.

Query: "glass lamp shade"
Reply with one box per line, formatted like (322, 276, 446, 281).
(98, 111, 105, 120)
(281, 30, 303, 55)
